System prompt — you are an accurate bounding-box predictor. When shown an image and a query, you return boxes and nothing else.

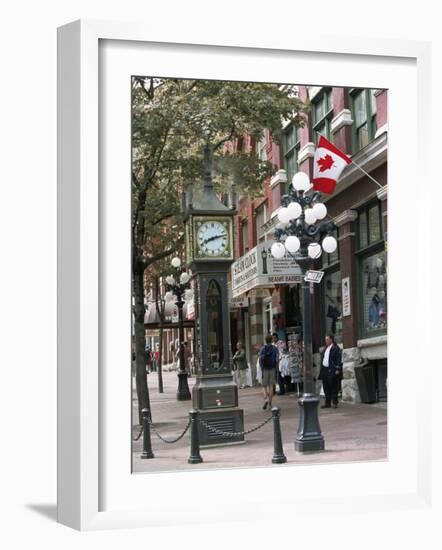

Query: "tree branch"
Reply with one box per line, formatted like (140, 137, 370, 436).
(143, 234, 185, 269)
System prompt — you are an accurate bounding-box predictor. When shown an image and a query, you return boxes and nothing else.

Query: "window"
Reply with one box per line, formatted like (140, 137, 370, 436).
(312, 89, 333, 143)
(256, 130, 267, 162)
(358, 202, 382, 249)
(323, 270, 343, 344)
(206, 280, 224, 369)
(351, 88, 377, 153)
(282, 123, 300, 187)
(263, 299, 272, 336)
(241, 220, 249, 254)
(356, 201, 387, 337)
(255, 202, 267, 243)
(360, 251, 387, 335)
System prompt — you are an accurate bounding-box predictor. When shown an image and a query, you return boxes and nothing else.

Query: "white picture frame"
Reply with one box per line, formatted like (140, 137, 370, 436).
(57, 19, 434, 531)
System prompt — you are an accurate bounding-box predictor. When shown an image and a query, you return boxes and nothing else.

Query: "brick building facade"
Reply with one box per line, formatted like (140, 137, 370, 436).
(230, 85, 388, 403)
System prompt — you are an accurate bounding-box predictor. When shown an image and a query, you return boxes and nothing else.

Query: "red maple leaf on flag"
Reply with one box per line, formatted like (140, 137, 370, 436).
(317, 154, 334, 172)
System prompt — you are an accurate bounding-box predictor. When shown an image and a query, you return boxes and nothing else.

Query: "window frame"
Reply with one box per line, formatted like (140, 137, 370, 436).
(255, 201, 268, 243)
(355, 200, 387, 338)
(350, 88, 378, 154)
(282, 122, 300, 191)
(320, 265, 343, 345)
(311, 88, 333, 143)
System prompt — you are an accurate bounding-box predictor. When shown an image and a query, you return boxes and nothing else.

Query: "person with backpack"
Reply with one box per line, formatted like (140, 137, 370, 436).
(259, 334, 278, 410)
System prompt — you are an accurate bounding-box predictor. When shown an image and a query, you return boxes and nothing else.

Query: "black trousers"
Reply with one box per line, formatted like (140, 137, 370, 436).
(277, 370, 286, 394)
(322, 369, 339, 405)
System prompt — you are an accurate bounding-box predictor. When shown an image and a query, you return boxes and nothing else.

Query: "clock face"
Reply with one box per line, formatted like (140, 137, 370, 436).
(196, 220, 230, 257)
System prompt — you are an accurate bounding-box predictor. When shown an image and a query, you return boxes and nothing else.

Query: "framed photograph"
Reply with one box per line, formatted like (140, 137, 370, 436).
(57, 19, 433, 531)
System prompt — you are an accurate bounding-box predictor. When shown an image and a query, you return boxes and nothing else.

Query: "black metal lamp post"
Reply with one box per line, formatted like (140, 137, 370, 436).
(165, 257, 192, 401)
(270, 171, 338, 452)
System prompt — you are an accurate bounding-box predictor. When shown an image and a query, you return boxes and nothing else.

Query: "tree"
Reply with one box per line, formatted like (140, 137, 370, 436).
(132, 77, 308, 424)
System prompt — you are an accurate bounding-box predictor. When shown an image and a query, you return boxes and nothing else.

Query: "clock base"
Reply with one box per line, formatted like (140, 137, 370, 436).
(196, 408, 245, 447)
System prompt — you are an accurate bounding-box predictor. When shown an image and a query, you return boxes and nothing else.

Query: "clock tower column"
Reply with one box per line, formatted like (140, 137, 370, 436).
(184, 147, 244, 447)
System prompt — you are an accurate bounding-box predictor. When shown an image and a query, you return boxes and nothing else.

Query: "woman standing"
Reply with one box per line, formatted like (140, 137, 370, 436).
(232, 342, 248, 389)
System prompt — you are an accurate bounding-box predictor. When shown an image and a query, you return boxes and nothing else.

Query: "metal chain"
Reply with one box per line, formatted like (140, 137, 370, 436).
(148, 417, 192, 444)
(198, 414, 273, 438)
(132, 427, 144, 441)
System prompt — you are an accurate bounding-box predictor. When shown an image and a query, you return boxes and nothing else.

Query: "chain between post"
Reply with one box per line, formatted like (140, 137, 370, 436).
(148, 417, 192, 444)
(198, 414, 273, 438)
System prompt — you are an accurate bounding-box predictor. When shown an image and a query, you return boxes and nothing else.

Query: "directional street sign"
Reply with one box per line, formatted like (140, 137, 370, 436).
(304, 270, 324, 283)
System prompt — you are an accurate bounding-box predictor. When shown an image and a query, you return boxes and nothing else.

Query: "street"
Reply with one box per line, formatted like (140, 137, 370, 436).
(132, 369, 387, 473)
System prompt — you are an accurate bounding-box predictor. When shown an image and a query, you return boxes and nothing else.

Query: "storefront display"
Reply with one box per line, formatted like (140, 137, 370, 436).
(361, 251, 387, 333)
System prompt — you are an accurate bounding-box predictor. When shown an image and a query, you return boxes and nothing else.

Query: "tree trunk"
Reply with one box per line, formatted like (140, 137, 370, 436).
(133, 267, 151, 425)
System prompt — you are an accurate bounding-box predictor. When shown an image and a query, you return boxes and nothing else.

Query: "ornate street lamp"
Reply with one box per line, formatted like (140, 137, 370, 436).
(271, 171, 337, 452)
(165, 257, 193, 401)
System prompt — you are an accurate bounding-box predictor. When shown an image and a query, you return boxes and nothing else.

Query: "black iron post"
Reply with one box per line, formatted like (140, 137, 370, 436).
(294, 246, 324, 452)
(188, 409, 203, 464)
(271, 183, 336, 453)
(166, 269, 192, 401)
(141, 408, 154, 459)
(271, 406, 287, 464)
(176, 288, 191, 401)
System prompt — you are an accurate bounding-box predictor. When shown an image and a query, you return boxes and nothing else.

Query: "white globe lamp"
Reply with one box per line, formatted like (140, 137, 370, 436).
(287, 201, 302, 220)
(278, 208, 292, 225)
(304, 208, 317, 225)
(165, 275, 175, 285)
(180, 272, 190, 284)
(285, 235, 300, 253)
(292, 172, 311, 192)
(312, 202, 327, 220)
(171, 257, 181, 268)
(308, 242, 322, 259)
(322, 236, 337, 254)
(271, 242, 286, 259)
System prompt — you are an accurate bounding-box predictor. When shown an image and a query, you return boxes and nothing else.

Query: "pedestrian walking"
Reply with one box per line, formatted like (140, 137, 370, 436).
(232, 342, 248, 389)
(259, 334, 278, 410)
(272, 333, 285, 395)
(145, 346, 152, 373)
(318, 334, 342, 408)
(152, 346, 159, 372)
(278, 344, 291, 395)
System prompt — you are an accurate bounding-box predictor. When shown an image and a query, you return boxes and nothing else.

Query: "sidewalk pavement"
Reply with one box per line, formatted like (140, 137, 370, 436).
(132, 369, 387, 474)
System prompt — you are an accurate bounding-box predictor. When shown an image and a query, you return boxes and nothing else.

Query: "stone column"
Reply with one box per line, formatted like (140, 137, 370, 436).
(334, 209, 360, 402)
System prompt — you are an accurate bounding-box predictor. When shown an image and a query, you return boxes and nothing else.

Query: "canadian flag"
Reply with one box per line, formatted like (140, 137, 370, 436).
(312, 136, 352, 194)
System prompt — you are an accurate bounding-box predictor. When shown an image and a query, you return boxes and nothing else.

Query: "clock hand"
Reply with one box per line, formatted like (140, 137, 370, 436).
(204, 234, 226, 244)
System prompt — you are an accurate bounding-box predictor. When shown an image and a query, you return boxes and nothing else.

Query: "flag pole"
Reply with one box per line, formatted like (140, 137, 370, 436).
(348, 159, 383, 189)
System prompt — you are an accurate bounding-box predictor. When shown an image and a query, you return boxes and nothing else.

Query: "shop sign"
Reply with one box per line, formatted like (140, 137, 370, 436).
(342, 277, 351, 317)
(304, 270, 324, 283)
(231, 240, 302, 298)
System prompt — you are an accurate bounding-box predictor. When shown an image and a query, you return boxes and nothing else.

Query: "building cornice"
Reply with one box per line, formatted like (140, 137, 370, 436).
(331, 109, 353, 134)
(376, 185, 388, 202)
(270, 169, 287, 189)
(375, 123, 388, 139)
(334, 209, 358, 227)
(308, 86, 323, 101)
(298, 142, 315, 164)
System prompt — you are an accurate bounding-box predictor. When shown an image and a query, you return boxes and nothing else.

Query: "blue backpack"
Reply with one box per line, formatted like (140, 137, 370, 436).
(261, 345, 276, 370)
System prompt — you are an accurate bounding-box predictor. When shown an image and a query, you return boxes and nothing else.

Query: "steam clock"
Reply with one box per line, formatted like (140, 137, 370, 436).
(184, 147, 244, 446)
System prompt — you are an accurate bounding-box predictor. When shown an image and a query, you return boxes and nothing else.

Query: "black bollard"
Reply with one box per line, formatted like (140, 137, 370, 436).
(188, 409, 203, 464)
(141, 408, 154, 459)
(271, 406, 287, 464)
